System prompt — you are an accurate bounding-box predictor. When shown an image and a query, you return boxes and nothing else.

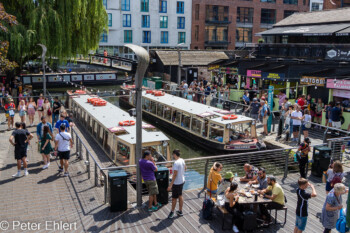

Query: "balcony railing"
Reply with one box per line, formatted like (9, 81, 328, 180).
(205, 40, 230, 46)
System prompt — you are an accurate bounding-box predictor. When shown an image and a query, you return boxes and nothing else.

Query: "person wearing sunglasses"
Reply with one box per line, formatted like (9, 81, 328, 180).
(248, 167, 268, 190)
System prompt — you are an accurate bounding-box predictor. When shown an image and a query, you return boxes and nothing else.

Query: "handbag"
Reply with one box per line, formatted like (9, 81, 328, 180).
(9, 110, 15, 117)
(336, 209, 349, 233)
(47, 108, 52, 116)
(38, 106, 43, 111)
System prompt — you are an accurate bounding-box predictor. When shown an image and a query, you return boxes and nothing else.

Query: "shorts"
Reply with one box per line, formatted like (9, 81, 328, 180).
(19, 111, 26, 117)
(332, 121, 341, 129)
(250, 113, 259, 121)
(58, 151, 70, 160)
(172, 183, 184, 199)
(293, 125, 300, 132)
(14, 147, 27, 160)
(262, 116, 268, 125)
(295, 215, 307, 231)
(27, 108, 35, 116)
(206, 188, 217, 195)
(144, 180, 159, 196)
(302, 125, 308, 131)
(325, 181, 332, 192)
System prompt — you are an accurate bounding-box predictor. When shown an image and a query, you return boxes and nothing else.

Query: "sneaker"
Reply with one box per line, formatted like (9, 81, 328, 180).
(148, 206, 158, 212)
(47, 162, 50, 167)
(12, 172, 21, 177)
(24, 171, 29, 176)
(64, 172, 69, 177)
(232, 225, 239, 233)
(176, 210, 183, 216)
(155, 203, 162, 208)
(168, 211, 175, 219)
(58, 167, 63, 172)
(42, 165, 48, 170)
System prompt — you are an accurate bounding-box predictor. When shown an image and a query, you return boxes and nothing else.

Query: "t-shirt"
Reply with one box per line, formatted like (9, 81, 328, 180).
(12, 129, 30, 149)
(55, 120, 70, 131)
(53, 101, 61, 114)
(278, 94, 286, 106)
(246, 166, 258, 179)
(55, 132, 71, 152)
(331, 107, 341, 122)
(297, 98, 306, 110)
(291, 111, 303, 125)
(173, 158, 186, 185)
(36, 122, 52, 139)
(5, 103, 15, 115)
(258, 176, 268, 190)
(250, 102, 260, 114)
(207, 168, 222, 191)
(243, 95, 250, 103)
(326, 170, 344, 183)
(267, 183, 285, 205)
(260, 105, 267, 117)
(296, 188, 312, 217)
(139, 159, 156, 181)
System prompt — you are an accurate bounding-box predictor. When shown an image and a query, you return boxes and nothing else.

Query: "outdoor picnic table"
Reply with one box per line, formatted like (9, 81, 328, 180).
(236, 181, 272, 205)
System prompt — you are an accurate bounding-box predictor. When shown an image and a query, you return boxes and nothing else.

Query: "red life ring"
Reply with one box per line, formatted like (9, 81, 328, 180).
(87, 98, 99, 103)
(75, 90, 86, 94)
(119, 120, 136, 126)
(222, 114, 238, 120)
(154, 91, 165, 96)
(93, 100, 107, 106)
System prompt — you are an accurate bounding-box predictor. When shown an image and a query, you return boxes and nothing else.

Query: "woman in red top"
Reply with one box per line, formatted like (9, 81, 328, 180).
(5, 98, 16, 130)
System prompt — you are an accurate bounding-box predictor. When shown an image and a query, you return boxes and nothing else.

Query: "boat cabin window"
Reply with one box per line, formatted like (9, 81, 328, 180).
(150, 101, 157, 114)
(209, 123, 224, 142)
(228, 122, 252, 141)
(191, 117, 202, 135)
(142, 98, 150, 111)
(202, 120, 209, 138)
(181, 113, 191, 130)
(116, 142, 130, 165)
(164, 106, 172, 121)
(157, 103, 164, 117)
(173, 110, 181, 125)
(142, 144, 167, 162)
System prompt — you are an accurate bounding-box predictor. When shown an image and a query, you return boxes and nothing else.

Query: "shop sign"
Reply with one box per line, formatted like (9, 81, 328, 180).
(261, 72, 285, 80)
(333, 89, 350, 98)
(326, 79, 350, 90)
(247, 70, 261, 78)
(325, 47, 350, 61)
(219, 67, 238, 75)
(300, 76, 325, 86)
(208, 64, 220, 71)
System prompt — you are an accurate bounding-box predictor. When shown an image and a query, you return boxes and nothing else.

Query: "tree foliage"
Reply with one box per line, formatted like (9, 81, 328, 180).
(0, 3, 18, 72)
(1, 0, 107, 69)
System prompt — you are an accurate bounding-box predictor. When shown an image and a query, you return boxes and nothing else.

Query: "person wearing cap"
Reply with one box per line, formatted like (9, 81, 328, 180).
(54, 124, 73, 177)
(248, 167, 268, 190)
(217, 172, 234, 195)
(139, 150, 161, 212)
(5, 98, 16, 130)
(297, 137, 311, 178)
(331, 102, 342, 129)
(245, 98, 260, 121)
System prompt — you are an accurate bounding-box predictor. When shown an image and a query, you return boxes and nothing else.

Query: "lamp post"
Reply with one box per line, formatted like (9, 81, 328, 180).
(177, 43, 185, 86)
(125, 44, 150, 207)
(38, 44, 47, 96)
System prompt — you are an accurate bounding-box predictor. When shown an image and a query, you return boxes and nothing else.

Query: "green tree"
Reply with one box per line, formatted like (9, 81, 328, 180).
(2, 0, 107, 69)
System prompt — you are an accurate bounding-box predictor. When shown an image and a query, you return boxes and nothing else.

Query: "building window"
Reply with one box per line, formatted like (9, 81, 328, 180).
(195, 4, 200, 20)
(283, 0, 298, 4)
(123, 14, 131, 27)
(205, 26, 228, 42)
(108, 13, 112, 27)
(178, 32, 186, 43)
(100, 31, 108, 43)
(124, 30, 132, 43)
(121, 0, 130, 11)
(237, 7, 253, 23)
(236, 28, 252, 43)
(161, 31, 168, 43)
(159, 0, 167, 13)
(260, 0, 276, 3)
(160, 16, 168, 28)
(311, 2, 322, 10)
(177, 17, 185, 29)
(284, 10, 296, 18)
(141, 0, 149, 12)
(142, 15, 150, 28)
(261, 9, 276, 24)
(103, 0, 107, 8)
(205, 5, 229, 22)
(177, 1, 184, 13)
(143, 31, 151, 43)
(195, 25, 199, 41)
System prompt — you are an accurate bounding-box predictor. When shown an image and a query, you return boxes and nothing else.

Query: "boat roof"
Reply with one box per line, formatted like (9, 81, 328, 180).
(142, 91, 254, 125)
(72, 95, 169, 145)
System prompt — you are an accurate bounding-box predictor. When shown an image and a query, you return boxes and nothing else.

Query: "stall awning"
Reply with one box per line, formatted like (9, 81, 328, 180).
(257, 23, 350, 36)
(336, 27, 350, 36)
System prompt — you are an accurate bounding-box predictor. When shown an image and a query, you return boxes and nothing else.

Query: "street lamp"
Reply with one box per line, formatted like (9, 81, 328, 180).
(177, 43, 185, 86)
(38, 44, 47, 96)
(125, 44, 150, 207)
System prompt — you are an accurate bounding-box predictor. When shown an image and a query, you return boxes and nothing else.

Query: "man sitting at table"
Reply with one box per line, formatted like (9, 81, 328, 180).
(240, 163, 258, 182)
(258, 176, 285, 225)
(248, 167, 268, 190)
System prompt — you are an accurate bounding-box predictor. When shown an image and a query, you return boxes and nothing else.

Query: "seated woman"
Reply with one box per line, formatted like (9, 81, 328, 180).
(224, 181, 241, 233)
(206, 162, 223, 196)
(217, 172, 234, 195)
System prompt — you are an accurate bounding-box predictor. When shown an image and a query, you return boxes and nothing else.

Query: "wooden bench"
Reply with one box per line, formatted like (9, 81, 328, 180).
(269, 206, 288, 225)
(210, 197, 232, 230)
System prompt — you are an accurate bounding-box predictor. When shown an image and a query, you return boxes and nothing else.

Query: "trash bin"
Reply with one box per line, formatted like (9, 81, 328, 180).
(311, 146, 332, 177)
(155, 167, 169, 205)
(109, 171, 128, 212)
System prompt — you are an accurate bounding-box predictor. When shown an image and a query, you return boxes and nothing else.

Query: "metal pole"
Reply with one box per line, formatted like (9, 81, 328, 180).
(125, 44, 150, 207)
(38, 44, 47, 95)
(177, 47, 181, 86)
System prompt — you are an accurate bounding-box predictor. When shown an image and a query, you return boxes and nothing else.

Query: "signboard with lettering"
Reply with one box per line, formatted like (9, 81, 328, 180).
(247, 70, 261, 78)
(219, 67, 238, 75)
(96, 74, 116, 80)
(333, 89, 350, 98)
(326, 79, 350, 90)
(261, 72, 285, 80)
(208, 64, 220, 71)
(300, 76, 325, 86)
(325, 47, 350, 61)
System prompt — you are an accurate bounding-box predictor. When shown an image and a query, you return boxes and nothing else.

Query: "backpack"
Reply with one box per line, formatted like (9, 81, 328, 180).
(331, 173, 342, 187)
(202, 198, 214, 220)
(336, 209, 349, 233)
(266, 105, 271, 116)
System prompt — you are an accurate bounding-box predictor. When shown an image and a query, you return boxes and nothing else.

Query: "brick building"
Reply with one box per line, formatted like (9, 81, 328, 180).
(323, 0, 350, 9)
(191, 0, 309, 50)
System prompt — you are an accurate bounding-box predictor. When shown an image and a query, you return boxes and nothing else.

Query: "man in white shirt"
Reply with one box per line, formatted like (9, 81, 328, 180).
(167, 149, 186, 219)
(54, 124, 73, 176)
(291, 105, 303, 142)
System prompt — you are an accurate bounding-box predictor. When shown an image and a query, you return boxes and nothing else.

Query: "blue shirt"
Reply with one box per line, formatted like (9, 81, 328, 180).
(261, 105, 267, 117)
(55, 120, 70, 131)
(331, 107, 341, 122)
(36, 122, 53, 139)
